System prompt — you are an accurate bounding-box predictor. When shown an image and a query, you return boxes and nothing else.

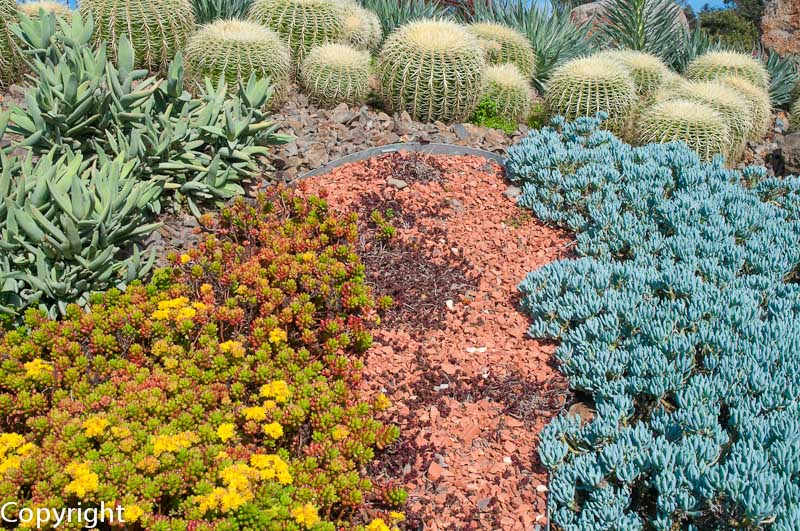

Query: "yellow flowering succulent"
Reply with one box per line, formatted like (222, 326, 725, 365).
(332, 425, 350, 441)
(268, 328, 288, 344)
(220, 340, 246, 358)
(64, 461, 99, 497)
(176, 306, 196, 320)
(249, 454, 292, 485)
(291, 503, 320, 528)
(180, 253, 191, 264)
(82, 416, 109, 438)
(242, 406, 267, 421)
(366, 518, 392, 531)
(217, 423, 236, 442)
(23, 358, 52, 379)
(124, 504, 145, 522)
(151, 431, 198, 456)
(0, 434, 34, 475)
(263, 422, 284, 439)
(260, 380, 291, 403)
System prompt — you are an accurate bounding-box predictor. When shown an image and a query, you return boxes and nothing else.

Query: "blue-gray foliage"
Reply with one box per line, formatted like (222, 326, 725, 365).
(508, 115, 800, 531)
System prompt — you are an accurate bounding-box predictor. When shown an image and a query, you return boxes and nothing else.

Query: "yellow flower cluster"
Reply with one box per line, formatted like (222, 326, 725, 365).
(249, 454, 292, 485)
(291, 503, 320, 528)
(331, 425, 350, 441)
(151, 431, 198, 456)
(260, 380, 291, 403)
(220, 340, 245, 358)
(0, 433, 35, 474)
(82, 416, 109, 438)
(263, 422, 284, 439)
(268, 328, 288, 344)
(217, 423, 236, 442)
(64, 461, 99, 497)
(180, 253, 191, 264)
(151, 298, 205, 321)
(124, 504, 145, 522)
(23, 358, 52, 379)
(374, 393, 392, 411)
(242, 406, 267, 421)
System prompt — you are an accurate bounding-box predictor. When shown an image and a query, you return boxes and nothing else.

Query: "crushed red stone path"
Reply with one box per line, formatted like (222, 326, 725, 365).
(297, 153, 573, 531)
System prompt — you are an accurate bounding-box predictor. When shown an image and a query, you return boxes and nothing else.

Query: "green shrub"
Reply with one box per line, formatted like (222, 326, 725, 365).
(185, 19, 291, 105)
(635, 98, 731, 161)
(469, 98, 517, 134)
(698, 8, 758, 51)
(685, 50, 770, 90)
(79, 0, 196, 73)
(342, 3, 382, 52)
(0, 0, 21, 88)
(17, 1, 71, 18)
(8, 12, 292, 215)
(480, 63, 534, 123)
(190, 0, 254, 23)
(299, 43, 371, 107)
(466, 22, 535, 78)
(544, 56, 638, 132)
(658, 80, 753, 158)
(247, 0, 346, 68)
(0, 148, 161, 318)
(721, 75, 772, 139)
(597, 49, 671, 97)
(0, 189, 404, 529)
(378, 19, 486, 123)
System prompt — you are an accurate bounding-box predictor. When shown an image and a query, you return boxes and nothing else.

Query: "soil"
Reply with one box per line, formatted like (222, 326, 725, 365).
(296, 152, 574, 531)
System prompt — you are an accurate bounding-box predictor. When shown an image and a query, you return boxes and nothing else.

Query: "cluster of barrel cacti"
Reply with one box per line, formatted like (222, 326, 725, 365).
(544, 49, 773, 161)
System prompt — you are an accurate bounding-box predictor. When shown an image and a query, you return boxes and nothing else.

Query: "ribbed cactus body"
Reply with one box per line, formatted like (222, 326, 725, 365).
(467, 22, 535, 78)
(597, 50, 670, 97)
(185, 20, 291, 104)
(378, 19, 486, 123)
(659, 80, 753, 158)
(636, 99, 731, 161)
(342, 4, 382, 52)
(685, 51, 770, 91)
(80, 0, 196, 73)
(544, 56, 637, 131)
(299, 43, 370, 107)
(0, 0, 20, 88)
(248, 0, 345, 67)
(18, 1, 71, 17)
(721, 76, 772, 139)
(482, 63, 534, 123)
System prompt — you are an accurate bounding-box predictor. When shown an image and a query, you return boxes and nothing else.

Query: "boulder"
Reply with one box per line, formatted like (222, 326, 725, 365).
(780, 132, 800, 176)
(570, 0, 689, 34)
(761, 0, 800, 57)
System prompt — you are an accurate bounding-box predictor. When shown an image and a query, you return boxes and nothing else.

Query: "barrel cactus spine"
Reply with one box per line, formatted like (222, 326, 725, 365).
(481, 63, 534, 123)
(466, 22, 535, 78)
(636, 99, 731, 162)
(185, 19, 291, 105)
(79, 0, 196, 73)
(342, 4, 382, 52)
(596, 49, 670, 97)
(544, 56, 638, 133)
(299, 43, 370, 107)
(378, 19, 486, 123)
(685, 50, 770, 91)
(247, 0, 345, 68)
(721, 75, 772, 139)
(0, 0, 20, 88)
(18, 1, 71, 18)
(659, 80, 753, 159)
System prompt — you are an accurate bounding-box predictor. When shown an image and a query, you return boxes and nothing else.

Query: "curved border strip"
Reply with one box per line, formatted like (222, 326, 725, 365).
(294, 142, 507, 181)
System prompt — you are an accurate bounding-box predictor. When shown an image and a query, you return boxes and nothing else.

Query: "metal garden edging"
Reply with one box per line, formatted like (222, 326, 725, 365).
(293, 142, 507, 181)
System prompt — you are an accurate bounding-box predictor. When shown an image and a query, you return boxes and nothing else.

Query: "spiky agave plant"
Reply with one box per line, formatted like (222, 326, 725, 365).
(17, 1, 71, 18)
(185, 19, 291, 104)
(685, 51, 770, 91)
(342, 4, 382, 52)
(636, 98, 731, 161)
(791, 98, 800, 132)
(190, 0, 253, 23)
(596, 49, 671, 97)
(80, 0, 196, 73)
(544, 56, 638, 132)
(357, 0, 446, 38)
(0, 0, 20, 88)
(481, 63, 534, 123)
(299, 42, 370, 107)
(659, 80, 753, 158)
(378, 19, 486, 123)
(247, 0, 345, 67)
(721, 76, 772, 139)
(467, 22, 535, 78)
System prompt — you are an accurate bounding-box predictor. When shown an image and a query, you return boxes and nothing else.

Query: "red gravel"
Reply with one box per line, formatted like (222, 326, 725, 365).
(296, 153, 573, 531)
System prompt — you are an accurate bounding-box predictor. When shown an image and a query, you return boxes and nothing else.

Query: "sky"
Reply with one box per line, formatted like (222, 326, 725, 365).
(686, 0, 727, 10)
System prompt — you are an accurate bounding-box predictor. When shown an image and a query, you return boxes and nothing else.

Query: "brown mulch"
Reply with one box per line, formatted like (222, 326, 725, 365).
(296, 152, 574, 531)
